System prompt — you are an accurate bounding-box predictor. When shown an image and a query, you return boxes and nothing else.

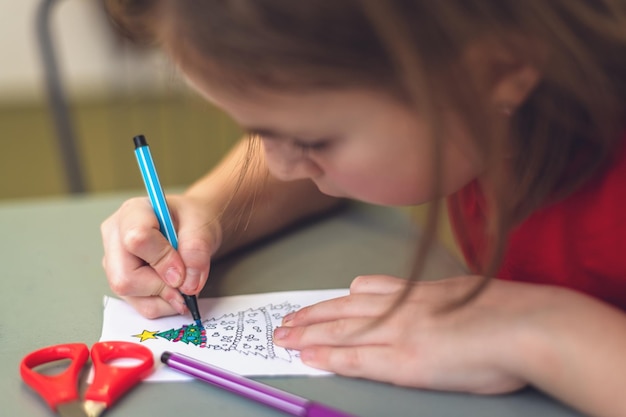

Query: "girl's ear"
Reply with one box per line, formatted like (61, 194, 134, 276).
(464, 38, 542, 114)
(490, 64, 541, 114)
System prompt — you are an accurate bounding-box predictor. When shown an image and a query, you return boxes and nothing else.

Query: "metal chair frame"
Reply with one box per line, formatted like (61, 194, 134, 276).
(36, 0, 86, 193)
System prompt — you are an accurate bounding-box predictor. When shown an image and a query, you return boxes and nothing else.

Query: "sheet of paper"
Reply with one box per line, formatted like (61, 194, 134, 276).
(99, 289, 349, 382)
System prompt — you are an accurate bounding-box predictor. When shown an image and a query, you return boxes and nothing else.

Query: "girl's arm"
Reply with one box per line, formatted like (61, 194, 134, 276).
(184, 138, 343, 257)
(515, 287, 626, 417)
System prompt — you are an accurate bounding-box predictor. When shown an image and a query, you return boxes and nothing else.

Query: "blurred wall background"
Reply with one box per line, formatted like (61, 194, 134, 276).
(0, 0, 241, 200)
(0, 1, 460, 257)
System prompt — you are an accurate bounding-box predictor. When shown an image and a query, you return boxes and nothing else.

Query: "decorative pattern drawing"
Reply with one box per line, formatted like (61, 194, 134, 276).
(133, 302, 300, 361)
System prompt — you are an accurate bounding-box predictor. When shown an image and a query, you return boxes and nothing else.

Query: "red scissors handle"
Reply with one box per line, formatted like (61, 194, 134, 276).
(20, 343, 89, 410)
(86, 341, 154, 407)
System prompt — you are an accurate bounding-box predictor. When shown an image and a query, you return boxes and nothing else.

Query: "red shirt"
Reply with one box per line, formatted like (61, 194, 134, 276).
(448, 134, 626, 310)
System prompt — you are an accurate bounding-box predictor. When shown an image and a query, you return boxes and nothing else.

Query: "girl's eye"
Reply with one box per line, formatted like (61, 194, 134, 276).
(249, 130, 330, 152)
(292, 139, 329, 151)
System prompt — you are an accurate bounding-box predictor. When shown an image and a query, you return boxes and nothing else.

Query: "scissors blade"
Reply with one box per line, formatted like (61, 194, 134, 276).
(57, 401, 87, 417)
(83, 400, 107, 417)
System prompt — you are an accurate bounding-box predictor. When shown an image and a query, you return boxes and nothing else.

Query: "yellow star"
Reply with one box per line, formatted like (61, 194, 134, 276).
(132, 330, 158, 342)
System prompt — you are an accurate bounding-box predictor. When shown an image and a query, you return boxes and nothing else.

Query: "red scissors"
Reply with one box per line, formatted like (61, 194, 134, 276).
(20, 341, 154, 417)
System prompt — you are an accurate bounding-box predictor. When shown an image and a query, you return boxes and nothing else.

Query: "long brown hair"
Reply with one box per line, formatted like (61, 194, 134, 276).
(104, 0, 626, 307)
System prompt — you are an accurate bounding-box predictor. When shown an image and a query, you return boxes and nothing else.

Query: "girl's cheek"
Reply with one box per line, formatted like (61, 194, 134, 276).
(263, 155, 287, 179)
(260, 141, 287, 170)
(261, 139, 297, 161)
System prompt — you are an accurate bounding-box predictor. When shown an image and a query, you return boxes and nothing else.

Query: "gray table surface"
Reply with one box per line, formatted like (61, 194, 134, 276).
(0, 192, 585, 417)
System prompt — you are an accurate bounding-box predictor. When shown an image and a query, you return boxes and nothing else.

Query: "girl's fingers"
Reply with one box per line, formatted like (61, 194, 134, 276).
(109, 263, 186, 312)
(284, 275, 413, 327)
(103, 222, 186, 313)
(102, 195, 217, 320)
(120, 225, 186, 288)
(299, 345, 410, 385)
(116, 197, 187, 288)
(122, 287, 185, 319)
(301, 344, 526, 395)
(283, 293, 395, 327)
(275, 316, 397, 350)
(115, 199, 215, 295)
(176, 235, 213, 295)
(349, 275, 409, 295)
(103, 225, 170, 295)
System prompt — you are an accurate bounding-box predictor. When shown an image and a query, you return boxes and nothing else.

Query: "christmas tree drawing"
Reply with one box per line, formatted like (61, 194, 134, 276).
(155, 324, 207, 347)
(133, 302, 300, 362)
(133, 324, 207, 347)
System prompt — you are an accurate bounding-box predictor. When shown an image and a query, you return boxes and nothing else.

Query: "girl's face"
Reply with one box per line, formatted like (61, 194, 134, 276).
(185, 70, 484, 206)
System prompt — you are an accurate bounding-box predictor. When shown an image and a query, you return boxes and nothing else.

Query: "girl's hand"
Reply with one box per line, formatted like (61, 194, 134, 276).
(274, 275, 539, 394)
(100, 195, 221, 319)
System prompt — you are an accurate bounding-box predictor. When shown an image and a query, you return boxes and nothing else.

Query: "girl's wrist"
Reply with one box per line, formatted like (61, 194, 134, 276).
(501, 285, 598, 390)
(501, 286, 626, 416)
(504, 305, 555, 388)
(487, 282, 572, 388)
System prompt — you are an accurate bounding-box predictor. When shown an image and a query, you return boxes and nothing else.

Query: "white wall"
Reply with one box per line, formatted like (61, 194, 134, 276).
(0, 0, 180, 104)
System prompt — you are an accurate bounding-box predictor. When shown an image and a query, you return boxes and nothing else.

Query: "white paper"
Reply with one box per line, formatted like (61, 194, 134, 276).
(99, 289, 349, 382)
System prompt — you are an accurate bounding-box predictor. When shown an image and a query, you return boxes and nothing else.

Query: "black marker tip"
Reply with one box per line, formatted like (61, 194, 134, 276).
(181, 293, 202, 325)
(161, 351, 172, 364)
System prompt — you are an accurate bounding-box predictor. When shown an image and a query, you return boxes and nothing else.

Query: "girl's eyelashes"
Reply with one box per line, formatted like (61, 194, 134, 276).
(250, 130, 331, 152)
(291, 138, 330, 151)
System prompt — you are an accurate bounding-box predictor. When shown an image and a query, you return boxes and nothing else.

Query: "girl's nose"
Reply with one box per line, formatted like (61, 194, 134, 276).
(261, 140, 322, 181)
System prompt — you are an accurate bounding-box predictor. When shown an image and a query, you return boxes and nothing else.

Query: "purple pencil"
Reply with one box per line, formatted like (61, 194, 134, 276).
(161, 351, 358, 417)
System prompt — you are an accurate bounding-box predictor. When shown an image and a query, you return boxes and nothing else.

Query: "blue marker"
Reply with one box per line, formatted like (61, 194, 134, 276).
(133, 134, 203, 328)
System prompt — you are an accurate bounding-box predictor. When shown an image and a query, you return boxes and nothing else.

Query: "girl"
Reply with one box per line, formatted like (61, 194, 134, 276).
(100, 2, 626, 416)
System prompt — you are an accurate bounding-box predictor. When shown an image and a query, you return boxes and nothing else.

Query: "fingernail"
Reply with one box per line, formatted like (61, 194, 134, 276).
(282, 312, 295, 325)
(182, 268, 201, 293)
(274, 327, 290, 340)
(165, 267, 182, 287)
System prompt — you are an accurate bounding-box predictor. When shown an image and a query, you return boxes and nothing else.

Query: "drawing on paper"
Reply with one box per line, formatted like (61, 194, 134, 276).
(133, 302, 300, 361)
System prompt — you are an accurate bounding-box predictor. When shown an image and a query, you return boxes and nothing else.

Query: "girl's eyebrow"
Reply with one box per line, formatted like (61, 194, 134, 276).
(247, 127, 330, 142)
(246, 128, 290, 141)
